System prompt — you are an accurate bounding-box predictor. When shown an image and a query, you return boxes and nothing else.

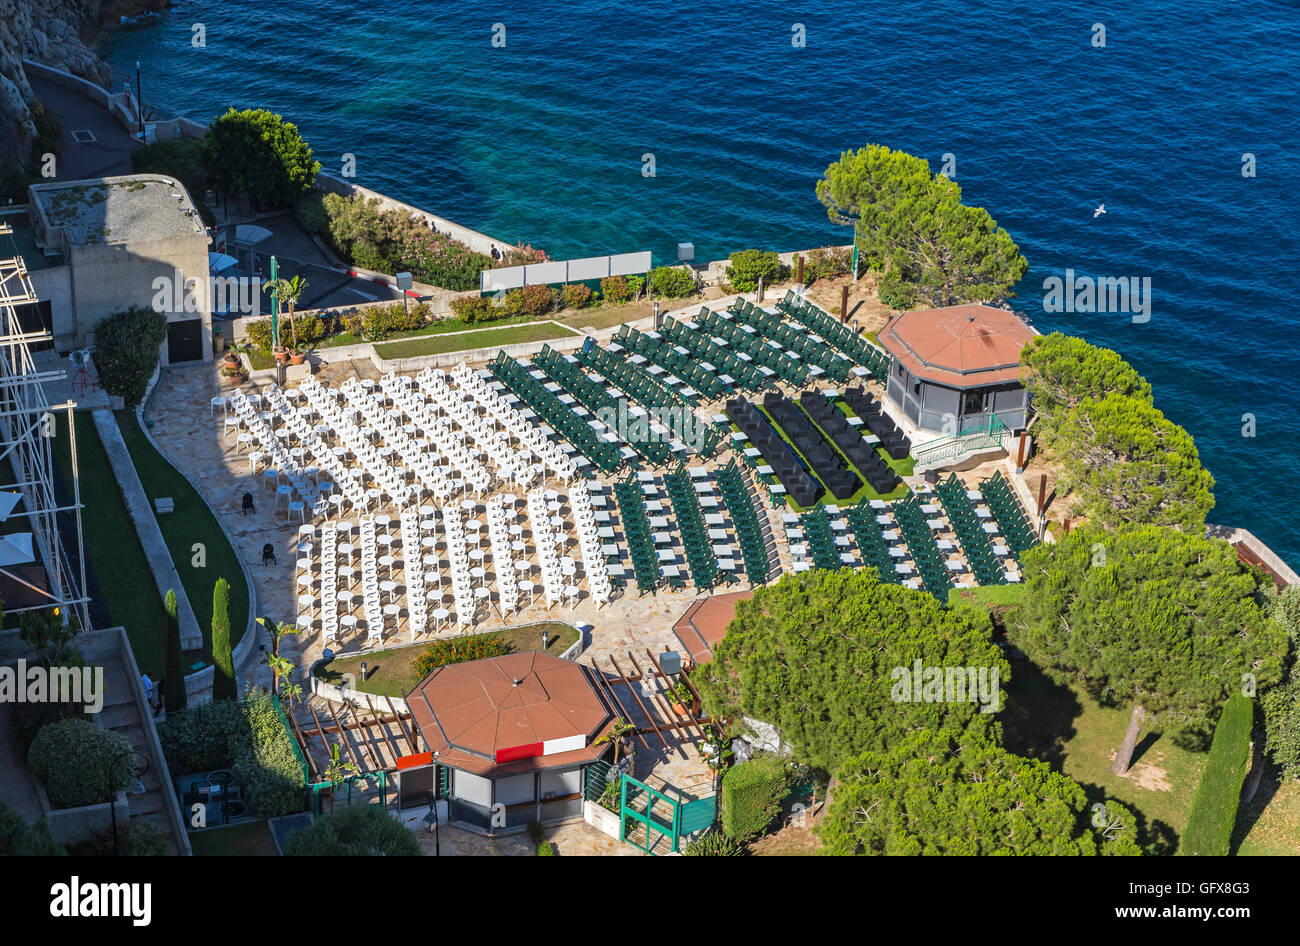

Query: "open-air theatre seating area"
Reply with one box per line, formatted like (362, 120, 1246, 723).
(979, 471, 1038, 553)
(691, 306, 811, 388)
(764, 390, 861, 501)
(799, 389, 899, 494)
(776, 290, 892, 382)
(725, 395, 822, 508)
(610, 325, 726, 399)
(844, 386, 912, 460)
(727, 296, 854, 382)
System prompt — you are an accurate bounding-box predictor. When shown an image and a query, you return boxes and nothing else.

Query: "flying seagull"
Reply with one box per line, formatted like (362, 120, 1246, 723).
(1093, 203, 1106, 218)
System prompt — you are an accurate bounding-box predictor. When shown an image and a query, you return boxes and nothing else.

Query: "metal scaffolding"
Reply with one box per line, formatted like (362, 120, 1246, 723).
(0, 222, 90, 630)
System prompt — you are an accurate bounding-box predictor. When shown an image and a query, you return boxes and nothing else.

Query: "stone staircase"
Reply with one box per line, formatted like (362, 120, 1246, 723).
(97, 657, 180, 855)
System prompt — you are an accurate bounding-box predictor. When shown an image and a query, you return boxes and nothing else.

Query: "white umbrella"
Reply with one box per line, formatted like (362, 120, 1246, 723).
(0, 532, 34, 567)
(234, 224, 273, 246)
(209, 252, 239, 274)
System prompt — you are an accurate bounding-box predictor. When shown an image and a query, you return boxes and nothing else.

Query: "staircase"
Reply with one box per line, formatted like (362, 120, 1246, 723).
(911, 419, 1012, 474)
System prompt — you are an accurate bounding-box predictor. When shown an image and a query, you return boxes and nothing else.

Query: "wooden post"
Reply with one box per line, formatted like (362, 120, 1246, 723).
(1037, 474, 1047, 515)
(756, 275, 764, 303)
(1016, 432, 1027, 469)
(1063, 517, 1071, 535)
(796, 254, 805, 286)
(840, 284, 849, 323)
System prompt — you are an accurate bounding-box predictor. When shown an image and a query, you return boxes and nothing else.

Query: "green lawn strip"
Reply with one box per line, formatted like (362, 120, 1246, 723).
(833, 399, 915, 477)
(115, 411, 249, 660)
(189, 820, 280, 856)
(314, 622, 580, 698)
(375, 322, 580, 360)
(1001, 666, 1204, 852)
(51, 412, 168, 674)
(947, 583, 1028, 608)
(753, 403, 908, 510)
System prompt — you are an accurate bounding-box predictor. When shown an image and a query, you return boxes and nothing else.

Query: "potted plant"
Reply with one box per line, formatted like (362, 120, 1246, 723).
(223, 340, 250, 368)
(700, 723, 733, 777)
(263, 273, 310, 365)
(666, 678, 696, 716)
(219, 361, 247, 386)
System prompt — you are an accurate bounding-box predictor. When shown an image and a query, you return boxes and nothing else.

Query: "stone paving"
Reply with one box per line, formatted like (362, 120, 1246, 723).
(421, 818, 643, 857)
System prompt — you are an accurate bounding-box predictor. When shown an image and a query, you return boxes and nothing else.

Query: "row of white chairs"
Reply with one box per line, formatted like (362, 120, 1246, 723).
(450, 362, 578, 482)
(229, 389, 326, 515)
(414, 368, 541, 490)
(380, 373, 493, 495)
(569, 482, 612, 607)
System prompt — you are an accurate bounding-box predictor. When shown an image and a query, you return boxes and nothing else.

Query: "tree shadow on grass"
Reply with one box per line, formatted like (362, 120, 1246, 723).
(1229, 770, 1279, 855)
(1076, 780, 1180, 855)
(1000, 658, 1080, 771)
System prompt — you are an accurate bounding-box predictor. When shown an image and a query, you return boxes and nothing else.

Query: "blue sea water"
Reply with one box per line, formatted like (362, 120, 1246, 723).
(100, 1, 1300, 566)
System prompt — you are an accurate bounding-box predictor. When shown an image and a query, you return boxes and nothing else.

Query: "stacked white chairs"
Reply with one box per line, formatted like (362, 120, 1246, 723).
(569, 481, 611, 608)
(450, 362, 577, 482)
(384, 373, 492, 496)
(527, 488, 566, 609)
(320, 525, 339, 644)
(485, 496, 519, 617)
(441, 503, 477, 628)
(358, 516, 385, 642)
(400, 510, 428, 640)
(229, 389, 325, 515)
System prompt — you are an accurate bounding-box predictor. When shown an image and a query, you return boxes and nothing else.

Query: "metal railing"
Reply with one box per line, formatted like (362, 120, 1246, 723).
(911, 416, 1010, 468)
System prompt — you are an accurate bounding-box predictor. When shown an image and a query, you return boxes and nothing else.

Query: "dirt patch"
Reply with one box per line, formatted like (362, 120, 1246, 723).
(749, 820, 823, 856)
(1111, 750, 1174, 792)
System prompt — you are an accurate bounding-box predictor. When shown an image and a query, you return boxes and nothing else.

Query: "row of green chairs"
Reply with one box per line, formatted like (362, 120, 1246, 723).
(613, 324, 727, 399)
(979, 471, 1038, 553)
(729, 298, 854, 382)
(846, 501, 900, 583)
(613, 474, 661, 593)
(664, 466, 718, 589)
(892, 495, 952, 600)
(777, 291, 892, 381)
(715, 460, 772, 585)
(800, 506, 844, 570)
(936, 475, 1006, 586)
(577, 344, 720, 458)
(535, 345, 674, 467)
(488, 352, 622, 474)
(694, 307, 810, 387)
(659, 316, 770, 392)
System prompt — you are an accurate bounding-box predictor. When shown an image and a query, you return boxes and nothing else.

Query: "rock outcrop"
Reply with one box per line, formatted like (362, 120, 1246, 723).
(0, 0, 170, 166)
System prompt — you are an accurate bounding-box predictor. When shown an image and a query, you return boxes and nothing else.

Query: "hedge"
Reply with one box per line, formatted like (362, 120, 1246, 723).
(725, 249, 789, 293)
(285, 803, 422, 855)
(412, 636, 513, 678)
(720, 755, 788, 841)
(0, 797, 64, 855)
(158, 690, 307, 819)
(28, 719, 133, 809)
(1179, 693, 1253, 856)
(211, 578, 235, 702)
(649, 266, 697, 298)
(92, 306, 167, 407)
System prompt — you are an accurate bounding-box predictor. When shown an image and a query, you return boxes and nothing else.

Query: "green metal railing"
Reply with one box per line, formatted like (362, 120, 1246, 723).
(911, 416, 1009, 468)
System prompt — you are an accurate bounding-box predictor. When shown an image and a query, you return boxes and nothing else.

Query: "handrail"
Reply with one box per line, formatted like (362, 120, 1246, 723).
(911, 416, 1010, 466)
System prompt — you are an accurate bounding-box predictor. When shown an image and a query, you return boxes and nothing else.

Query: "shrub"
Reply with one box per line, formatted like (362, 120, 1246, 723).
(9, 698, 84, 757)
(93, 306, 167, 407)
(876, 270, 918, 310)
(212, 578, 235, 702)
(520, 284, 556, 317)
(600, 275, 632, 304)
(802, 246, 853, 284)
(70, 821, 171, 856)
(292, 190, 329, 235)
(30, 101, 62, 164)
(352, 240, 398, 273)
(0, 798, 64, 856)
(561, 283, 593, 310)
(536, 840, 556, 856)
(235, 689, 308, 818)
(450, 295, 496, 323)
(1179, 693, 1254, 856)
(725, 249, 789, 293)
(204, 107, 319, 209)
(28, 719, 133, 810)
(498, 289, 527, 318)
(294, 312, 327, 346)
(285, 803, 421, 856)
(345, 302, 429, 343)
(682, 830, 746, 856)
(526, 820, 545, 844)
(649, 266, 696, 298)
(720, 755, 788, 841)
(244, 318, 274, 351)
(411, 636, 513, 679)
(625, 274, 645, 299)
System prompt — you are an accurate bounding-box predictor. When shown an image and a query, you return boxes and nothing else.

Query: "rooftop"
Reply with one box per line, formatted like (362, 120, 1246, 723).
(29, 174, 207, 247)
(879, 304, 1036, 389)
(671, 589, 754, 664)
(407, 651, 615, 777)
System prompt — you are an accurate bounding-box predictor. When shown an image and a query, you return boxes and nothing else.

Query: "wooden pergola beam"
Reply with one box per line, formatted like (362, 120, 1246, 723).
(285, 705, 321, 781)
(609, 654, 672, 752)
(591, 665, 651, 750)
(384, 695, 419, 755)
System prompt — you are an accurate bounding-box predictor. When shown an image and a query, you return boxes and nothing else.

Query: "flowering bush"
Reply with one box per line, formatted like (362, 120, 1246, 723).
(411, 636, 513, 679)
(561, 283, 593, 309)
(520, 284, 556, 317)
(601, 275, 632, 304)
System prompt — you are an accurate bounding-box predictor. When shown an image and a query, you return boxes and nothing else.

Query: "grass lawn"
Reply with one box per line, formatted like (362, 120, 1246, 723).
(375, 322, 581, 360)
(190, 820, 280, 856)
(116, 412, 249, 664)
(51, 412, 169, 674)
(314, 622, 580, 697)
(749, 403, 910, 511)
(947, 583, 1028, 608)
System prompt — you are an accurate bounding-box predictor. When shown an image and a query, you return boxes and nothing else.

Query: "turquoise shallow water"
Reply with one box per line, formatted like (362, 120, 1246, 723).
(102, 0, 1300, 565)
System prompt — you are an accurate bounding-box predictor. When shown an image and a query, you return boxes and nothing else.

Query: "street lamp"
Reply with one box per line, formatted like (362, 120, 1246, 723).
(134, 61, 143, 137)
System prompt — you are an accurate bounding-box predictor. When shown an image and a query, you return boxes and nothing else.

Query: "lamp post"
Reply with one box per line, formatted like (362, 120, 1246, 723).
(134, 61, 143, 137)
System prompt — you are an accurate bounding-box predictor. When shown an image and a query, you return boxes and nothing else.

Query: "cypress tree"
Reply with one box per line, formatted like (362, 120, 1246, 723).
(212, 578, 235, 701)
(164, 590, 188, 712)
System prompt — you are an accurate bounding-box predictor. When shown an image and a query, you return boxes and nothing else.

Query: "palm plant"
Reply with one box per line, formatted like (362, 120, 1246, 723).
(262, 274, 310, 350)
(323, 742, 358, 812)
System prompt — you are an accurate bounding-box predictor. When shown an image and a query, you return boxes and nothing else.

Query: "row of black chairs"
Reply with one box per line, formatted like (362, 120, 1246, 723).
(799, 390, 899, 494)
(763, 391, 861, 501)
(843, 387, 911, 460)
(726, 397, 822, 509)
